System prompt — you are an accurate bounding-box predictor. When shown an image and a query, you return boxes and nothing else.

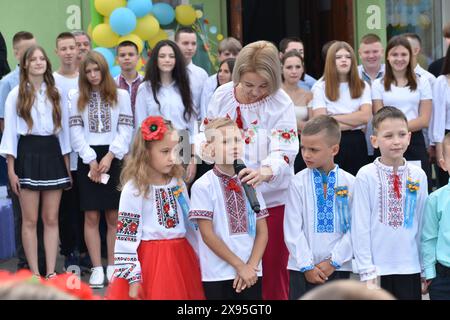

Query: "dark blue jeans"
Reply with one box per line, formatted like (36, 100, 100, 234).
(429, 263, 450, 300)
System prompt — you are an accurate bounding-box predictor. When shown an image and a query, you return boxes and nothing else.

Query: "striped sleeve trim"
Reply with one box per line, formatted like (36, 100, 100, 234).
(188, 210, 214, 220)
(69, 115, 83, 127)
(256, 208, 269, 219)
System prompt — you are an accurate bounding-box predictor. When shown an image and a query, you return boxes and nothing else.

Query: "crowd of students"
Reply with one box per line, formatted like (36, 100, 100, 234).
(0, 21, 450, 301)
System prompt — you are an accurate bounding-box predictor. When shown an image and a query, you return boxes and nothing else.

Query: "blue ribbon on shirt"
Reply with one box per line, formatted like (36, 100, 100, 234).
(404, 178, 419, 229)
(335, 186, 350, 233)
(246, 200, 256, 237)
(172, 185, 198, 231)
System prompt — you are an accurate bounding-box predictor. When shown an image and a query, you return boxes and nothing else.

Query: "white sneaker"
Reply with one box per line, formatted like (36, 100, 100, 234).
(106, 265, 116, 283)
(89, 266, 105, 289)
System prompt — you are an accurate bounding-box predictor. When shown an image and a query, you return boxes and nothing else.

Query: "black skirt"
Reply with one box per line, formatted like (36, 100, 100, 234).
(15, 135, 70, 191)
(77, 145, 122, 211)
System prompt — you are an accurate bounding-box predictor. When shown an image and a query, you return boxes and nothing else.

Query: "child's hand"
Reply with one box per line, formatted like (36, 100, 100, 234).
(234, 263, 258, 291)
(129, 282, 141, 300)
(88, 160, 101, 183)
(316, 260, 336, 278)
(8, 171, 21, 196)
(304, 267, 327, 284)
(184, 161, 197, 184)
(421, 277, 432, 295)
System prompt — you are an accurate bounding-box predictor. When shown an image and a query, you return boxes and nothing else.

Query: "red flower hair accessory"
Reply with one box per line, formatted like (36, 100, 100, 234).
(141, 116, 167, 141)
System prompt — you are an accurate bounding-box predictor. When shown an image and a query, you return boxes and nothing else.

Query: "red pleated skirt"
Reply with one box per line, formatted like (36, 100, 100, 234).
(106, 238, 205, 300)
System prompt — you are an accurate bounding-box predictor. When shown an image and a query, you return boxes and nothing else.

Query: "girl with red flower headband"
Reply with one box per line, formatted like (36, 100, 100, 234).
(106, 117, 204, 300)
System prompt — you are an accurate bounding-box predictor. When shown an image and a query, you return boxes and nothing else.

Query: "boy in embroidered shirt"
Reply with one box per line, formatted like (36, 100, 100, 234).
(421, 132, 450, 300)
(189, 118, 269, 300)
(352, 107, 428, 300)
(284, 115, 355, 300)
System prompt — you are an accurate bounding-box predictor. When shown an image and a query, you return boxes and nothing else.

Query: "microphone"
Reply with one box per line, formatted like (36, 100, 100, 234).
(233, 159, 261, 213)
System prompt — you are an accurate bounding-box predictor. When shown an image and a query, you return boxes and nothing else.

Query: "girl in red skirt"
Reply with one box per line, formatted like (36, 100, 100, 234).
(106, 116, 204, 300)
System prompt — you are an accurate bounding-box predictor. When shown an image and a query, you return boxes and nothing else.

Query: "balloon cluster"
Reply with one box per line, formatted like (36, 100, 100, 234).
(90, 0, 201, 76)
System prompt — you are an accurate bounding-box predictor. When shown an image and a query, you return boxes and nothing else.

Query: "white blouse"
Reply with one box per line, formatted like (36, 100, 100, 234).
(189, 167, 268, 281)
(351, 159, 428, 281)
(113, 178, 198, 284)
(371, 77, 432, 121)
(201, 81, 299, 208)
(68, 89, 133, 164)
(0, 84, 70, 158)
(312, 79, 372, 130)
(284, 166, 355, 273)
(430, 75, 450, 144)
(187, 62, 209, 120)
(134, 81, 198, 143)
(199, 74, 217, 120)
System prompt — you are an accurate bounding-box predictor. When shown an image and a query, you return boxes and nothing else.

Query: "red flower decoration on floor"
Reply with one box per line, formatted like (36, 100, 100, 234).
(141, 116, 167, 141)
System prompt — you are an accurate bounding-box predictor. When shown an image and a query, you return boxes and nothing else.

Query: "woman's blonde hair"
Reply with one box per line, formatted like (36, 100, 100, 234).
(77, 51, 118, 112)
(120, 120, 184, 197)
(232, 41, 281, 95)
(323, 41, 365, 102)
(18, 45, 62, 133)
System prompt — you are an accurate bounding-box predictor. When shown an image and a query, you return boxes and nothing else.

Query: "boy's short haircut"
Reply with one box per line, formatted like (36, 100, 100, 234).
(175, 27, 195, 42)
(403, 33, 422, 46)
(56, 32, 76, 47)
(302, 115, 341, 146)
(372, 106, 408, 134)
(218, 37, 242, 55)
(279, 37, 303, 54)
(204, 117, 238, 142)
(116, 40, 139, 54)
(360, 33, 382, 45)
(442, 132, 450, 156)
(12, 31, 34, 46)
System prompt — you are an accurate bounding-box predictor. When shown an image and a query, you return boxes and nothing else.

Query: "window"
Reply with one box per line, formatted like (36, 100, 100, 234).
(386, 0, 442, 67)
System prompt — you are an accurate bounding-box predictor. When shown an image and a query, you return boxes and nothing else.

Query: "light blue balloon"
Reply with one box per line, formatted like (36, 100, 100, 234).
(110, 8, 137, 36)
(151, 3, 175, 25)
(94, 47, 115, 68)
(110, 65, 122, 78)
(209, 26, 217, 34)
(127, 0, 153, 18)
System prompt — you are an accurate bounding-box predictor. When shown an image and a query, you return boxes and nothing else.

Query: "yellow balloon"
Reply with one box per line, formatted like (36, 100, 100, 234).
(118, 34, 144, 54)
(175, 5, 196, 26)
(147, 29, 169, 48)
(87, 23, 93, 38)
(217, 34, 224, 41)
(95, 0, 126, 17)
(93, 23, 120, 48)
(135, 15, 160, 41)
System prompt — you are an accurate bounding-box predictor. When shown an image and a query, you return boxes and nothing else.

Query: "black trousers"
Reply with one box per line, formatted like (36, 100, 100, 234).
(429, 263, 450, 300)
(58, 172, 87, 256)
(380, 273, 422, 300)
(335, 130, 369, 176)
(203, 278, 262, 300)
(289, 270, 351, 300)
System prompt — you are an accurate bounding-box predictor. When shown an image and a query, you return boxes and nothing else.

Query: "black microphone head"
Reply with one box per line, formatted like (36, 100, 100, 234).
(233, 159, 246, 174)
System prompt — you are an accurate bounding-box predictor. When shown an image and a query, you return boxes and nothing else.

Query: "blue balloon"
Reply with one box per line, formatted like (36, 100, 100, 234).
(110, 8, 137, 36)
(152, 3, 175, 25)
(94, 47, 115, 68)
(127, 0, 153, 18)
(110, 65, 122, 78)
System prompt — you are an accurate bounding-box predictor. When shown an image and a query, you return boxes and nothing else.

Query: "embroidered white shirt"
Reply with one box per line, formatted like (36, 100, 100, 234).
(351, 159, 428, 281)
(200, 81, 299, 208)
(199, 74, 217, 120)
(68, 89, 133, 164)
(113, 178, 196, 284)
(429, 75, 450, 144)
(189, 167, 269, 281)
(284, 166, 355, 272)
(0, 84, 70, 158)
(134, 81, 198, 143)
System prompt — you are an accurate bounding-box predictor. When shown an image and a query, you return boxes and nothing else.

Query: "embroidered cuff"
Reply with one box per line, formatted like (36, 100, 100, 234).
(300, 265, 315, 273)
(359, 267, 378, 281)
(256, 208, 269, 219)
(188, 210, 213, 220)
(330, 260, 341, 270)
(128, 273, 142, 284)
